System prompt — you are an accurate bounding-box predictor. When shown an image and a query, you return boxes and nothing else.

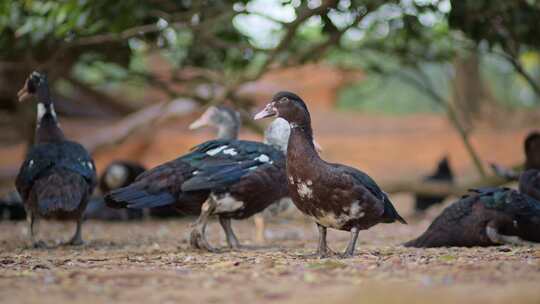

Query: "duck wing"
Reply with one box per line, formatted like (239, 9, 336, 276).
(331, 164, 407, 224)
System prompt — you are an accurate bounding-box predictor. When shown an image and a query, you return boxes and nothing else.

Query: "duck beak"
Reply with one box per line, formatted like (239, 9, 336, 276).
(313, 139, 323, 154)
(17, 79, 31, 102)
(189, 108, 214, 130)
(254, 103, 277, 120)
(189, 115, 210, 130)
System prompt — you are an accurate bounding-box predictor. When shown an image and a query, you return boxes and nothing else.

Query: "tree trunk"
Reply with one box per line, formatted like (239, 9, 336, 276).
(451, 51, 486, 131)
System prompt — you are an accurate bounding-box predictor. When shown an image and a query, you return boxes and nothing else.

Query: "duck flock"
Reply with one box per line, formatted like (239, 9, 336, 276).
(2, 71, 540, 257)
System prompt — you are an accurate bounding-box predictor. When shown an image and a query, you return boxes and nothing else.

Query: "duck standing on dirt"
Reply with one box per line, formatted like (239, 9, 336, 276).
(104, 105, 241, 216)
(106, 111, 300, 251)
(16, 72, 97, 247)
(180, 122, 291, 251)
(254, 91, 406, 258)
(405, 170, 540, 248)
(414, 156, 454, 213)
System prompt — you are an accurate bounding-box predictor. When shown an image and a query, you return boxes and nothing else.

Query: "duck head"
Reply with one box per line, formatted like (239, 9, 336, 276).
(17, 71, 62, 140)
(255, 91, 321, 153)
(189, 105, 241, 140)
(254, 91, 311, 129)
(18, 71, 51, 104)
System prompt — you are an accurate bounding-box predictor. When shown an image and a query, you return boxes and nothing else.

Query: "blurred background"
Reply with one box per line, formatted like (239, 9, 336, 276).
(1, 0, 539, 205)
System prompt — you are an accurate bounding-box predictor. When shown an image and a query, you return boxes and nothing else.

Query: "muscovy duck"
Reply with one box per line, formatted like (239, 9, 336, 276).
(0, 191, 26, 221)
(491, 131, 540, 180)
(405, 171, 540, 248)
(180, 119, 294, 251)
(104, 105, 241, 213)
(104, 106, 240, 218)
(99, 161, 146, 194)
(16, 71, 97, 247)
(105, 117, 296, 251)
(84, 161, 146, 221)
(414, 156, 454, 212)
(254, 91, 406, 258)
(190, 107, 319, 245)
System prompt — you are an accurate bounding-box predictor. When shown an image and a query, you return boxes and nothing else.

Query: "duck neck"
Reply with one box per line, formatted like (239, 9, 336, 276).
(35, 98, 65, 144)
(217, 121, 240, 140)
(287, 121, 320, 169)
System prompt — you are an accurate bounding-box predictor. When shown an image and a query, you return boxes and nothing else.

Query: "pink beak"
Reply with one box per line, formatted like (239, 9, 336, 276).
(254, 103, 277, 120)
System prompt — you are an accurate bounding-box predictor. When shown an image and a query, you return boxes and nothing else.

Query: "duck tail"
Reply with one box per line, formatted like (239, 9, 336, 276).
(382, 198, 407, 224)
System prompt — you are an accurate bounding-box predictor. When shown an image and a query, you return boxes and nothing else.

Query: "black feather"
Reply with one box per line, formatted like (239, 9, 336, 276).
(181, 160, 263, 191)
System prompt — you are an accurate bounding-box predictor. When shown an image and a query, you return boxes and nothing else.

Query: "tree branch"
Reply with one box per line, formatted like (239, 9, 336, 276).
(81, 98, 197, 153)
(395, 66, 487, 177)
(64, 75, 139, 115)
(383, 174, 509, 196)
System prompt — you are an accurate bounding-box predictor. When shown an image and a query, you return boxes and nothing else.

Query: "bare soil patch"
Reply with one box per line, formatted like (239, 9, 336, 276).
(1, 212, 539, 304)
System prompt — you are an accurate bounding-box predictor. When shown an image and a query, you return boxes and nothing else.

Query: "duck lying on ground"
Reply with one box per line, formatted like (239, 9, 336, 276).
(16, 72, 97, 247)
(405, 170, 540, 247)
(254, 91, 406, 258)
(0, 191, 26, 221)
(84, 161, 146, 221)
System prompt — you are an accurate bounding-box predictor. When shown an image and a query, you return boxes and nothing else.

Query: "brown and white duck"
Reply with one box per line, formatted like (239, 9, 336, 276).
(254, 91, 406, 258)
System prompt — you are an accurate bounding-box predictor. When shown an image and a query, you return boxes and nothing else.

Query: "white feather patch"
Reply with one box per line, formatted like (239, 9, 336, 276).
(311, 201, 365, 229)
(254, 154, 270, 163)
(206, 145, 228, 156)
(37, 103, 46, 121)
(297, 182, 313, 199)
(212, 193, 244, 213)
(223, 148, 238, 156)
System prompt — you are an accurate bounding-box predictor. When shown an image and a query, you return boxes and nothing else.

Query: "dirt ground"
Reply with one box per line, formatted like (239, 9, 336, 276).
(1, 199, 539, 304)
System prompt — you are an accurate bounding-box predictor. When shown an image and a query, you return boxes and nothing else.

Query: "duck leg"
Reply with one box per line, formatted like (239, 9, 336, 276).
(190, 200, 218, 252)
(219, 216, 241, 249)
(28, 213, 47, 248)
(342, 227, 359, 258)
(316, 223, 330, 258)
(67, 218, 84, 246)
(254, 214, 266, 244)
(486, 226, 536, 246)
